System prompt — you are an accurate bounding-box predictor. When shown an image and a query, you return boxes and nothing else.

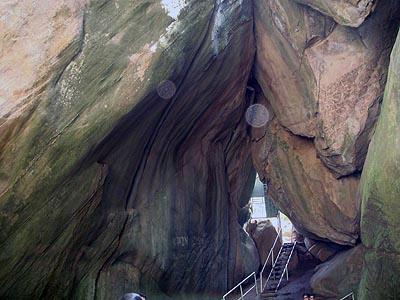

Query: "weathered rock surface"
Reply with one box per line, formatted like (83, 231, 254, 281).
(254, 0, 400, 176)
(246, 220, 281, 265)
(0, 0, 258, 299)
(0, 0, 87, 121)
(304, 238, 339, 262)
(252, 116, 360, 245)
(293, 0, 376, 27)
(358, 31, 400, 299)
(311, 245, 364, 299)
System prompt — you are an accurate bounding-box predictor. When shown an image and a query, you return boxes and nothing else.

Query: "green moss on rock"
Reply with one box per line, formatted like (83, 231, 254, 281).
(359, 31, 400, 298)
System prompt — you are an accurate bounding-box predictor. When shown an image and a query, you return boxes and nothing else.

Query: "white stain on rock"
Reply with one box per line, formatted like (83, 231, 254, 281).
(211, 0, 243, 55)
(128, 43, 156, 82)
(149, 41, 158, 53)
(211, 1, 225, 54)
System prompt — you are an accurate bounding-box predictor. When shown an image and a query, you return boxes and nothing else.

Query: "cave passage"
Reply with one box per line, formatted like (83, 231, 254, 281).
(0, 0, 400, 300)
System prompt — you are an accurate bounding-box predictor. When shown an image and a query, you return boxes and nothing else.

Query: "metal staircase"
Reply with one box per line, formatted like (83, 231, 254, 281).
(262, 241, 297, 295)
(221, 229, 297, 300)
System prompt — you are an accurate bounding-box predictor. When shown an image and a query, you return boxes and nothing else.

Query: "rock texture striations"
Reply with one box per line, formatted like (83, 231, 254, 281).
(0, 0, 258, 299)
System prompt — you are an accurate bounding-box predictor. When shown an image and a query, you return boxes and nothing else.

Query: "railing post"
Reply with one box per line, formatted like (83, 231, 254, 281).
(286, 267, 289, 281)
(258, 228, 282, 294)
(239, 285, 243, 300)
(254, 272, 259, 295)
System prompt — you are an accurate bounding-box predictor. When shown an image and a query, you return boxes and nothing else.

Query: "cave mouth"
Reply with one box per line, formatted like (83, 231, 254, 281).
(247, 173, 294, 243)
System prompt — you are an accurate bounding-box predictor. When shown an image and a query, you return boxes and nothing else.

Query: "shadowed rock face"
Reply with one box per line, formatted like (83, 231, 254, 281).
(0, 0, 258, 298)
(311, 245, 364, 299)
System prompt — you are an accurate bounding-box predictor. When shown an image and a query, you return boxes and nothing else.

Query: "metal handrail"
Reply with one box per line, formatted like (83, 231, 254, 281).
(222, 271, 258, 300)
(275, 241, 297, 292)
(260, 228, 282, 290)
(339, 292, 355, 300)
(263, 241, 284, 291)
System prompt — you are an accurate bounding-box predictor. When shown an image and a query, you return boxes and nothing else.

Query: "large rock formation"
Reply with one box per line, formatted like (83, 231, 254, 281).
(254, 0, 399, 176)
(311, 245, 364, 299)
(0, 0, 258, 299)
(358, 31, 400, 299)
(252, 0, 400, 246)
(1, 0, 400, 298)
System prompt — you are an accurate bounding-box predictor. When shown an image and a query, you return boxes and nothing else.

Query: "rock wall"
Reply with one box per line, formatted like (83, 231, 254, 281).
(358, 30, 400, 299)
(0, 0, 258, 298)
(252, 0, 400, 246)
(254, 0, 399, 177)
(311, 245, 364, 299)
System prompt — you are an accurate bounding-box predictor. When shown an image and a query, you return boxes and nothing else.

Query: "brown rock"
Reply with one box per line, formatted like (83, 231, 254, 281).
(251, 118, 360, 245)
(246, 220, 282, 264)
(254, 0, 400, 176)
(311, 245, 364, 299)
(293, 0, 376, 27)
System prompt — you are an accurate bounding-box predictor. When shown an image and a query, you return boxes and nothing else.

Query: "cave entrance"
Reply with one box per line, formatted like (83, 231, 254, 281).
(248, 173, 294, 243)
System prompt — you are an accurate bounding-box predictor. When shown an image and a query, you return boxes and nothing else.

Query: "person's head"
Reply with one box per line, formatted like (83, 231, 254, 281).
(310, 296, 314, 300)
(121, 293, 146, 300)
(303, 294, 310, 300)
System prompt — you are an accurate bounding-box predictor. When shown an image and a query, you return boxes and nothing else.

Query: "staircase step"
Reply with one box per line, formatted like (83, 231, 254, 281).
(261, 291, 278, 298)
(261, 242, 296, 295)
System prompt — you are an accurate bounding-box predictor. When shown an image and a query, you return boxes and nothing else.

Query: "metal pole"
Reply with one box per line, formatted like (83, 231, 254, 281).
(240, 285, 243, 300)
(263, 183, 268, 219)
(254, 273, 259, 295)
(286, 268, 289, 281)
(277, 212, 282, 242)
